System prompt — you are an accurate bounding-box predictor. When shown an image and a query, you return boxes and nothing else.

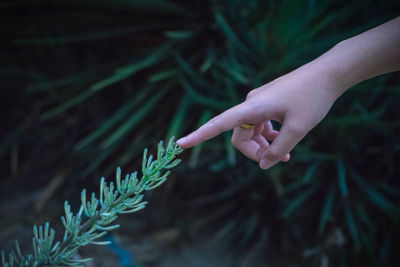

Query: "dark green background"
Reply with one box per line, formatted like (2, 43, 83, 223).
(1, 0, 399, 266)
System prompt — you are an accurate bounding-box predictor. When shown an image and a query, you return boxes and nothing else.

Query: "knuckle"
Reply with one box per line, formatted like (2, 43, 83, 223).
(237, 117, 246, 125)
(208, 117, 219, 125)
(246, 90, 257, 100)
(266, 146, 284, 162)
(231, 135, 239, 146)
(208, 117, 224, 132)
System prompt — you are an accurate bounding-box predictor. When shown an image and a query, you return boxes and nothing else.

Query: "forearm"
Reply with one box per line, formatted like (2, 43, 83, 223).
(312, 16, 400, 96)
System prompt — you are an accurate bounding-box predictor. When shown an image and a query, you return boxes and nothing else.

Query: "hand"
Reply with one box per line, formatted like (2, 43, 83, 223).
(233, 65, 342, 169)
(177, 60, 345, 170)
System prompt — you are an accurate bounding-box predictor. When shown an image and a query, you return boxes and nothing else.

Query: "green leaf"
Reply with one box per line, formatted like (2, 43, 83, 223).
(301, 12, 335, 42)
(374, 181, 400, 196)
(224, 78, 240, 104)
(148, 69, 179, 83)
(350, 168, 400, 222)
(302, 161, 321, 184)
(337, 158, 348, 197)
(282, 186, 316, 218)
(179, 76, 230, 109)
(75, 85, 154, 151)
(327, 109, 383, 126)
(101, 84, 171, 149)
(354, 201, 374, 231)
(41, 42, 173, 119)
(200, 45, 216, 73)
(217, 60, 250, 85)
(213, 10, 254, 59)
(344, 204, 361, 250)
(174, 53, 210, 89)
(318, 183, 336, 234)
(166, 95, 191, 140)
(165, 30, 194, 39)
(189, 110, 213, 168)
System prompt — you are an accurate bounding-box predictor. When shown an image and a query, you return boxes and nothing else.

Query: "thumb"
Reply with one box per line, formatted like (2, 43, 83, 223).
(259, 121, 306, 169)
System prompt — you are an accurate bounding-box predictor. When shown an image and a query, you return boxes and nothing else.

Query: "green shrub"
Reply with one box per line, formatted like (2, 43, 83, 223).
(1, 138, 182, 266)
(1, 0, 399, 265)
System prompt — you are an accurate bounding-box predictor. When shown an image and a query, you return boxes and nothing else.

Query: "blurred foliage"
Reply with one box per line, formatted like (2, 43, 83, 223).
(1, 0, 399, 266)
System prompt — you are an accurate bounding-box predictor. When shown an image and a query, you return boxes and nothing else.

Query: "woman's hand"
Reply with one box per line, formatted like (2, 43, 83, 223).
(178, 61, 344, 169)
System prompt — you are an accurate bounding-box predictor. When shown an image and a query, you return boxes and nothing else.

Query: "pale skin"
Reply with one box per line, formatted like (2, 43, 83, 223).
(177, 17, 400, 170)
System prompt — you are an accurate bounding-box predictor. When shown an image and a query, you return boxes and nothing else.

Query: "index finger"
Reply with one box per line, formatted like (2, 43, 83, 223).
(177, 103, 251, 148)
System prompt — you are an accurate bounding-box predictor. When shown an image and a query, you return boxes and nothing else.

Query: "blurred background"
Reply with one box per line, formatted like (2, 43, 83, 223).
(1, 0, 400, 266)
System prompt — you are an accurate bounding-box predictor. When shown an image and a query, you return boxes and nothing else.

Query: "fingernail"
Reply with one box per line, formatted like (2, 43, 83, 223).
(177, 136, 188, 146)
(260, 158, 272, 169)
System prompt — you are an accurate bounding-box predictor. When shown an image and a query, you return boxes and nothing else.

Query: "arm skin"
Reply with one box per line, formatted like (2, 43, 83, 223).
(177, 16, 400, 170)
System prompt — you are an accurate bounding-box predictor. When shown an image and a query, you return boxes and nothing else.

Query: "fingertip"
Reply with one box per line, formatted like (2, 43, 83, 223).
(177, 136, 186, 145)
(177, 136, 193, 148)
(265, 130, 279, 140)
(177, 131, 205, 148)
(259, 158, 273, 170)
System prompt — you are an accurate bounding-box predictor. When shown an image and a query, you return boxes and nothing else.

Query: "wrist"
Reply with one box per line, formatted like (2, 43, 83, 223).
(293, 49, 350, 101)
(321, 40, 362, 90)
(312, 41, 364, 100)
